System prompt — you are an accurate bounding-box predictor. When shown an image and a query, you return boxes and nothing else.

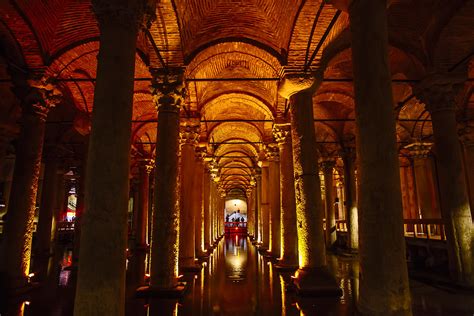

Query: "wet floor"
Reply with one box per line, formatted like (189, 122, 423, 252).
(5, 235, 474, 315)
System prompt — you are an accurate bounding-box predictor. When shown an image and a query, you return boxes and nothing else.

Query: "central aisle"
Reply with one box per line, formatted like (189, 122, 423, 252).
(133, 235, 357, 316)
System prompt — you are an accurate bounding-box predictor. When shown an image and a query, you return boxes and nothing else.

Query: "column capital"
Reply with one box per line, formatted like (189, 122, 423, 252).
(404, 142, 433, 159)
(218, 188, 226, 198)
(319, 159, 336, 174)
(14, 78, 62, 121)
(92, 0, 156, 30)
(179, 123, 200, 146)
(458, 123, 474, 148)
(137, 158, 154, 174)
(245, 188, 253, 198)
(265, 144, 279, 162)
(150, 67, 186, 113)
(194, 145, 207, 161)
(340, 146, 356, 162)
(277, 69, 323, 99)
(273, 123, 292, 145)
(414, 72, 466, 114)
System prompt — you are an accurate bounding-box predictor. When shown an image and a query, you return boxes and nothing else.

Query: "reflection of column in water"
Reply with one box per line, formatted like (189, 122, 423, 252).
(199, 268, 204, 315)
(279, 276, 287, 316)
(350, 260, 360, 305)
(148, 299, 178, 316)
(269, 263, 274, 303)
(6, 301, 26, 316)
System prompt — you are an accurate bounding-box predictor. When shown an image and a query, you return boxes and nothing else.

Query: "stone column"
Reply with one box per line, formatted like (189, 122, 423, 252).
(218, 188, 226, 236)
(34, 154, 59, 283)
(416, 73, 473, 287)
(342, 148, 358, 251)
(203, 166, 211, 251)
(267, 145, 281, 257)
(405, 142, 439, 219)
(246, 186, 255, 237)
(1, 81, 60, 291)
(128, 159, 152, 289)
(0, 124, 16, 174)
(260, 161, 270, 249)
(349, 0, 411, 313)
(280, 76, 339, 294)
(458, 124, 474, 219)
(194, 148, 206, 258)
(72, 162, 86, 268)
(179, 122, 200, 270)
(321, 159, 336, 249)
(273, 123, 298, 268)
(74, 2, 155, 314)
(254, 172, 262, 243)
(149, 68, 185, 291)
(47, 167, 66, 289)
(210, 178, 216, 243)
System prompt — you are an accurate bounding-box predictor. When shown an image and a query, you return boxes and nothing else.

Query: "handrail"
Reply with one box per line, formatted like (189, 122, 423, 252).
(224, 222, 247, 228)
(333, 218, 446, 241)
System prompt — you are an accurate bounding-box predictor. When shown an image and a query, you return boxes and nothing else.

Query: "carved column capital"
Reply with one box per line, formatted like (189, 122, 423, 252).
(273, 123, 292, 145)
(319, 159, 336, 174)
(150, 68, 186, 113)
(92, 0, 156, 30)
(179, 123, 200, 146)
(340, 146, 356, 162)
(265, 144, 279, 162)
(138, 158, 154, 174)
(14, 78, 62, 121)
(277, 68, 323, 99)
(218, 187, 226, 198)
(404, 142, 433, 159)
(194, 145, 208, 161)
(414, 72, 466, 114)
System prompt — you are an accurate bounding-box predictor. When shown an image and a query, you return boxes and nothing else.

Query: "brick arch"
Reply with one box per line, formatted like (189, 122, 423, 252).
(173, 0, 302, 62)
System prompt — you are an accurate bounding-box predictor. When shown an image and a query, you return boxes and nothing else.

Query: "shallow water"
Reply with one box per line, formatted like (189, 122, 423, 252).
(6, 235, 474, 315)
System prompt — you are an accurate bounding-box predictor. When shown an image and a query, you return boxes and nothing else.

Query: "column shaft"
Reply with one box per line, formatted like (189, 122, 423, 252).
(194, 157, 205, 257)
(268, 156, 281, 257)
(74, 4, 146, 313)
(128, 162, 151, 289)
(261, 164, 270, 249)
(322, 161, 336, 248)
(290, 89, 326, 268)
(203, 170, 211, 250)
(1, 104, 47, 290)
(274, 124, 298, 266)
(342, 153, 358, 251)
(34, 157, 59, 282)
(179, 141, 197, 267)
(349, 0, 411, 313)
(431, 110, 473, 285)
(255, 175, 261, 242)
(149, 68, 184, 289)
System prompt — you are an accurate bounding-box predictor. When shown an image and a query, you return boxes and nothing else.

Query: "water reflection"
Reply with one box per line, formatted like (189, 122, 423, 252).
(224, 235, 247, 281)
(5, 235, 474, 316)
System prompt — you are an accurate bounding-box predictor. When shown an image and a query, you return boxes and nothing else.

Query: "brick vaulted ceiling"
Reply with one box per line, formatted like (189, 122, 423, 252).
(1, 0, 473, 192)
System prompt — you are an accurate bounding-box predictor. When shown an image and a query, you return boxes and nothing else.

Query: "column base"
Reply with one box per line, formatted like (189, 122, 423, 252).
(136, 284, 186, 298)
(293, 267, 342, 297)
(179, 263, 202, 273)
(274, 261, 299, 272)
(257, 245, 269, 253)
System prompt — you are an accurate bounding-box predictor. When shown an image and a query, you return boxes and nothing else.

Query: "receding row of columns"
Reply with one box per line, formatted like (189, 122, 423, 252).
(0, 1, 473, 316)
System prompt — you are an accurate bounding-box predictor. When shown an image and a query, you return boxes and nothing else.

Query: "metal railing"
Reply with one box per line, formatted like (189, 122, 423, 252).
(224, 222, 247, 228)
(332, 218, 446, 241)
